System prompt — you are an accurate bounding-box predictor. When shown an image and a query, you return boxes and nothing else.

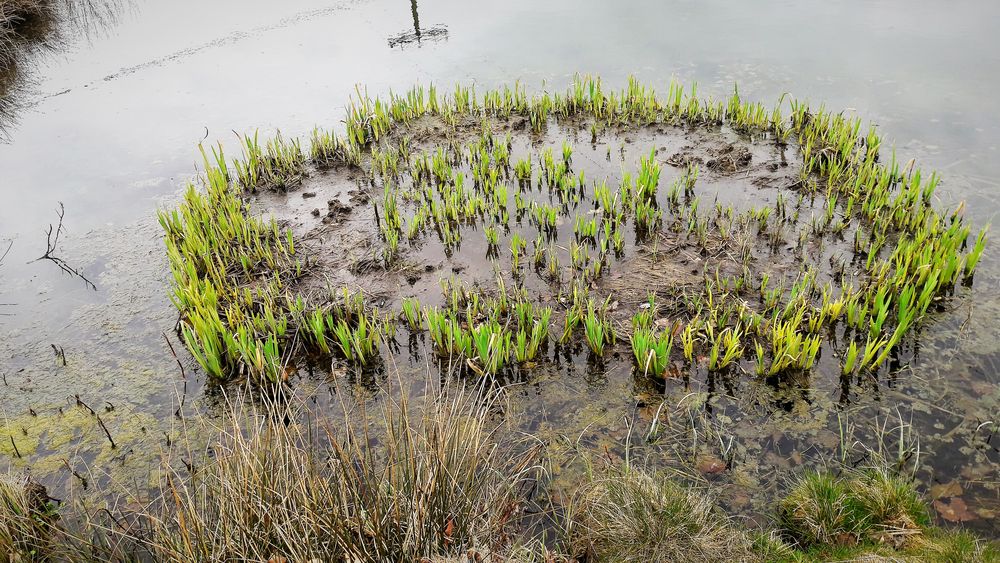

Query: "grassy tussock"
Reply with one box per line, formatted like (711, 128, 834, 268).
(779, 468, 929, 548)
(136, 388, 541, 562)
(0, 0, 122, 64)
(0, 0, 53, 71)
(917, 529, 1000, 563)
(0, 0, 49, 31)
(0, 473, 55, 560)
(569, 464, 998, 563)
(570, 467, 771, 562)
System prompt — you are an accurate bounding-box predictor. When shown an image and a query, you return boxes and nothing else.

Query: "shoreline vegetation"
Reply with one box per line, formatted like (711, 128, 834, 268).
(1, 381, 998, 561)
(2, 77, 995, 560)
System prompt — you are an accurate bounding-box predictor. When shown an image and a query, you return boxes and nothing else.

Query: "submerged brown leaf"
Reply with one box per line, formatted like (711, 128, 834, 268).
(928, 480, 963, 500)
(696, 455, 726, 475)
(933, 497, 976, 522)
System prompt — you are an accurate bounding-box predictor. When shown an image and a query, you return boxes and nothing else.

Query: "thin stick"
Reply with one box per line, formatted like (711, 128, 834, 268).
(95, 414, 116, 449)
(31, 203, 97, 291)
(62, 459, 88, 489)
(0, 239, 11, 265)
(74, 395, 95, 415)
(162, 332, 187, 379)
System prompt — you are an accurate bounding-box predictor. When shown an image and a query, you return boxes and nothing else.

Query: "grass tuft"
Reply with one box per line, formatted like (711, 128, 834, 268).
(779, 468, 929, 549)
(571, 466, 765, 562)
(0, 473, 57, 559)
(137, 387, 541, 561)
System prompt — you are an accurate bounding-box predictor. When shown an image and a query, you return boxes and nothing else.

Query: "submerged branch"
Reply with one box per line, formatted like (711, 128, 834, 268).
(0, 238, 11, 314)
(31, 202, 97, 291)
(0, 238, 11, 265)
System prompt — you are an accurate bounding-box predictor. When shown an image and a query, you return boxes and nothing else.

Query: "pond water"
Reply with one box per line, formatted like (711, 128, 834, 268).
(0, 0, 998, 536)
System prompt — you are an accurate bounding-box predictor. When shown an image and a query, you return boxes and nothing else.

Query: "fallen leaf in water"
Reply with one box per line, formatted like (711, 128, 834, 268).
(634, 391, 659, 404)
(976, 508, 997, 519)
(815, 430, 841, 450)
(933, 497, 976, 522)
(929, 480, 963, 500)
(665, 364, 684, 379)
(961, 463, 993, 480)
(764, 451, 790, 470)
(729, 491, 751, 509)
(971, 381, 993, 396)
(697, 455, 726, 475)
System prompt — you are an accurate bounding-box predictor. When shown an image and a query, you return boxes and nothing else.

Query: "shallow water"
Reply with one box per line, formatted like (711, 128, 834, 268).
(1, 0, 998, 535)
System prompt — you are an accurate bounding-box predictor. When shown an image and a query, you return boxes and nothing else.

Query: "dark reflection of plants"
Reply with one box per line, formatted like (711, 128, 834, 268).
(0, 0, 128, 139)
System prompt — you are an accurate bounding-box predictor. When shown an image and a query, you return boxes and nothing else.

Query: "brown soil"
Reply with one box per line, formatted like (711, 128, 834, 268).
(253, 115, 807, 335)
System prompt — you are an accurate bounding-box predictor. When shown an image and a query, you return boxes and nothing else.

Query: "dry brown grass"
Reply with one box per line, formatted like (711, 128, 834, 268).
(127, 386, 543, 562)
(0, 0, 52, 62)
(569, 466, 773, 563)
(0, 472, 57, 560)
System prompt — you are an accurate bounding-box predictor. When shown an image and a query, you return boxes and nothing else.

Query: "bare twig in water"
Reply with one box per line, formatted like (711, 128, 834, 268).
(32, 202, 97, 290)
(74, 394, 94, 414)
(95, 414, 116, 448)
(162, 332, 186, 380)
(51, 343, 66, 365)
(163, 332, 189, 416)
(0, 239, 12, 316)
(62, 459, 88, 489)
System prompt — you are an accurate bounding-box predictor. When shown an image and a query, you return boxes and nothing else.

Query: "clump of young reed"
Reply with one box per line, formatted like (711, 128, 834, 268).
(333, 76, 987, 383)
(158, 145, 305, 382)
(630, 300, 675, 377)
(232, 130, 306, 191)
(421, 280, 556, 374)
(163, 74, 989, 388)
(582, 299, 615, 356)
(160, 145, 396, 382)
